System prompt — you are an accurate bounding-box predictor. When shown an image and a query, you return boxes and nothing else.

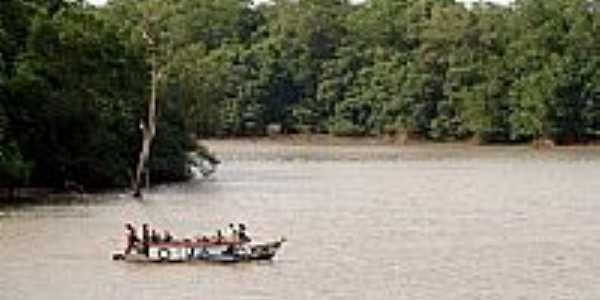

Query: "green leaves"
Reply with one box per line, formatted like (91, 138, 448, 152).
(82, 0, 600, 146)
(0, 0, 193, 189)
(2, 0, 600, 191)
(0, 142, 33, 187)
(73, 0, 600, 145)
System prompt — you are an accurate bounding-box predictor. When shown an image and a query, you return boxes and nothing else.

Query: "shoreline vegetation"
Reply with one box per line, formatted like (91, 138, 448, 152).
(204, 133, 600, 159)
(2, 0, 600, 196)
(203, 134, 570, 147)
(3, 134, 600, 201)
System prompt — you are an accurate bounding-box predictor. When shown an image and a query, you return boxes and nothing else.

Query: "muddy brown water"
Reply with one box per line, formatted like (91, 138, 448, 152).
(2, 141, 600, 300)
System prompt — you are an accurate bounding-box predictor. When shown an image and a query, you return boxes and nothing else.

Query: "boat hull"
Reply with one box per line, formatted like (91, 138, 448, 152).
(113, 239, 285, 264)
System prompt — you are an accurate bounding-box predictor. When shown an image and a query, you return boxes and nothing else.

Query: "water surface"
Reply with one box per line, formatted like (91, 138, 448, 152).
(2, 143, 600, 300)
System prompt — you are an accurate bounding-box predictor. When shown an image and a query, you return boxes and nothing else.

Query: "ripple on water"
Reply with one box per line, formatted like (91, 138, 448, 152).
(2, 143, 600, 300)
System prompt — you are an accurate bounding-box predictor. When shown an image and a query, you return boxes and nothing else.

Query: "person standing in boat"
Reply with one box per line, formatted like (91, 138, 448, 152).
(142, 224, 150, 255)
(216, 229, 223, 243)
(230, 223, 239, 242)
(124, 223, 139, 254)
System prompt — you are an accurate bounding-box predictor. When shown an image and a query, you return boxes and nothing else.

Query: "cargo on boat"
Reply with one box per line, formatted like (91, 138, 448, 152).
(112, 223, 285, 263)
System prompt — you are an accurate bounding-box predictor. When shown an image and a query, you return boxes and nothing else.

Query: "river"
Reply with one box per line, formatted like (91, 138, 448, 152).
(1, 141, 600, 300)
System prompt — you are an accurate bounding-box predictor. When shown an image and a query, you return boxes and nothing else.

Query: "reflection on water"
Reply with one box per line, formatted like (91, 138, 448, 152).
(2, 143, 600, 300)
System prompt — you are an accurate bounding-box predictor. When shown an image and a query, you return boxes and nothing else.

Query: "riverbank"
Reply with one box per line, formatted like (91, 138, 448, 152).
(202, 134, 600, 162)
(201, 133, 600, 147)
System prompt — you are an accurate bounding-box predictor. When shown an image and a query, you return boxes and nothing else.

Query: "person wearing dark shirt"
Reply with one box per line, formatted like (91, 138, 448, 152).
(142, 224, 150, 255)
(163, 230, 173, 243)
(238, 223, 251, 243)
(151, 230, 160, 243)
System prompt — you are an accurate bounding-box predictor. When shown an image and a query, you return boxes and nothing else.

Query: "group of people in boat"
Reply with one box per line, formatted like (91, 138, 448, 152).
(222, 223, 252, 243)
(124, 223, 173, 255)
(124, 223, 252, 255)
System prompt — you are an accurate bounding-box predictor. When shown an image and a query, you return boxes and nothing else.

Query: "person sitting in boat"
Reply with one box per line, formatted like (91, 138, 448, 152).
(230, 223, 239, 242)
(238, 223, 251, 243)
(124, 223, 139, 254)
(163, 230, 173, 243)
(223, 244, 236, 256)
(150, 229, 161, 243)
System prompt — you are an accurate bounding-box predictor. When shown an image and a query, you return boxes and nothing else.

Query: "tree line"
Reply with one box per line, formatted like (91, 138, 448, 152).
(159, 0, 600, 144)
(1, 0, 600, 190)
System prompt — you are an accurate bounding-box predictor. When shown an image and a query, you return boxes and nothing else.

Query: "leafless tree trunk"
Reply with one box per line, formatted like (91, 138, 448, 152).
(133, 30, 159, 198)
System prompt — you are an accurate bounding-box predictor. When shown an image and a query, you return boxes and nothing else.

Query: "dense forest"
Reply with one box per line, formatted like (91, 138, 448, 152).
(1, 0, 600, 189)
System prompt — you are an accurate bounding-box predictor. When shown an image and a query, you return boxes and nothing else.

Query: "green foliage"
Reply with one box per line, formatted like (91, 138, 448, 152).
(0, 142, 33, 187)
(0, 0, 191, 189)
(99, 0, 600, 145)
(149, 94, 190, 182)
(8, 0, 600, 147)
(2, 0, 600, 191)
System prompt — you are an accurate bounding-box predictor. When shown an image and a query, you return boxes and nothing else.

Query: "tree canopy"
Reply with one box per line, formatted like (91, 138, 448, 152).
(1, 0, 600, 189)
(125, 0, 600, 143)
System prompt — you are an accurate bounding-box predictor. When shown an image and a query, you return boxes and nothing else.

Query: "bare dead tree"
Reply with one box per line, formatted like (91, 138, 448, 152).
(133, 17, 160, 198)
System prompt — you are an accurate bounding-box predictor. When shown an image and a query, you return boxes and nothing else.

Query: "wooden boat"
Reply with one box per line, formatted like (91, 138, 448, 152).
(112, 238, 286, 264)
